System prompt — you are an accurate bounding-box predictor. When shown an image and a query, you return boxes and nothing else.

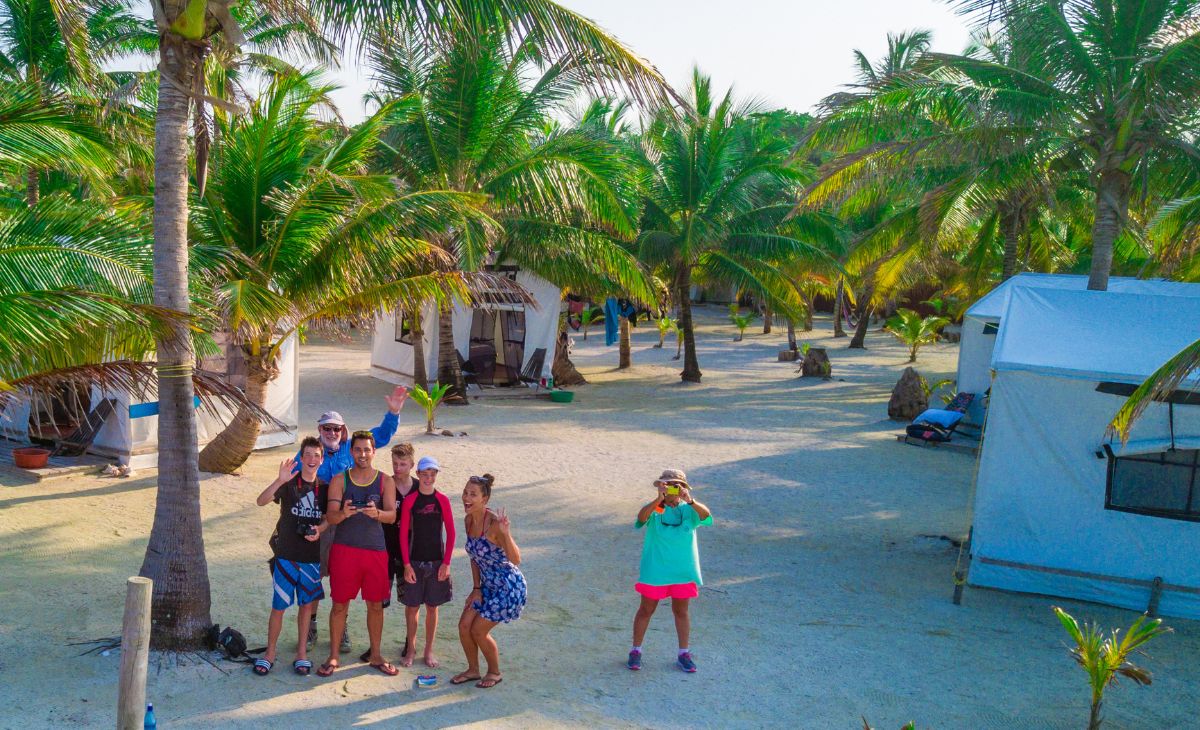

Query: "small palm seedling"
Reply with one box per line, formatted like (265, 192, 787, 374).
(729, 304, 757, 342)
(579, 306, 605, 341)
(1052, 606, 1171, 730)
(885, 309, 949, 362)
(410, 383, 453, 434)
(655, 316, 677, 348)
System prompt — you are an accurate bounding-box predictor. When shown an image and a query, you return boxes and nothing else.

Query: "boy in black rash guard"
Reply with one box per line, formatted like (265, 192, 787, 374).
(254, 436, 328, 676)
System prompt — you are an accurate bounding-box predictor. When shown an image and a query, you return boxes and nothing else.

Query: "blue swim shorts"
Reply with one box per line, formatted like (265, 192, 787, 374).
(271, 558, 325, 610)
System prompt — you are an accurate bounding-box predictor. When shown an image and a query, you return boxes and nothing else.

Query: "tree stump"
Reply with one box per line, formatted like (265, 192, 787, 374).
(552, 333, 587, 386)
(888, 367, 927, 421)
(800, 347, 832, 378)
(778, 349, 799, 362)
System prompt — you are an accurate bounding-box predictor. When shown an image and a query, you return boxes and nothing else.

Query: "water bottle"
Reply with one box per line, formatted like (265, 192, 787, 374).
(144, 703, 157, 729)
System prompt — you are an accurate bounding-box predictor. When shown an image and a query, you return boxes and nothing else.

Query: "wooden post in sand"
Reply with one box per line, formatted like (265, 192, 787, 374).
(117, 576, 152, 730)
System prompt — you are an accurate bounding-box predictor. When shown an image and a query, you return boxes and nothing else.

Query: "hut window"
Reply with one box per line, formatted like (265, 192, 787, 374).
(394, 310, 414, 345)
(982, 321, 999, 335)
(1105, 448, 1200, 522)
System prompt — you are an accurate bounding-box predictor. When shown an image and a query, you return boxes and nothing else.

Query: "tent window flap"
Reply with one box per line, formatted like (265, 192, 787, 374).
(1106, 448, 1200, 522)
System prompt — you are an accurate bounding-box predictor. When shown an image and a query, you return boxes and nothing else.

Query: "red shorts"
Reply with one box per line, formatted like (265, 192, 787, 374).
(635, 582, 699, 600)
(329, 544, 390, 603)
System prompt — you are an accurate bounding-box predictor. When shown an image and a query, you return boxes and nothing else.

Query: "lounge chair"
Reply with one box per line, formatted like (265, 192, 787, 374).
(519, 348, 548, 390)
(903, 392, 975, 446)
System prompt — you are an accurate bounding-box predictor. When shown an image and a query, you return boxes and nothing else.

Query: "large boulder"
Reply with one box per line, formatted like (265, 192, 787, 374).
(800, 347, 832, 378)
(888, 367, 927, 421)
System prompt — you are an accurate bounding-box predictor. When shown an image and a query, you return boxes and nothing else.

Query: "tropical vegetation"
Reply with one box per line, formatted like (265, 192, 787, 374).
(8, 0, 1200, 654)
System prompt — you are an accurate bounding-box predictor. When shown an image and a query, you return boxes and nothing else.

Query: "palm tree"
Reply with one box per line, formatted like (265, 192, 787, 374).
(140, 0, 668, 650)
(944, 0, 1200, 291)
(1052, 606, 1171, 730)
(637, 70, 827, 382)
(191, 72, 492, 474)
(367, 24, 655, 400)
(0, 194, 270, 415)
(884, 308, 949, 362)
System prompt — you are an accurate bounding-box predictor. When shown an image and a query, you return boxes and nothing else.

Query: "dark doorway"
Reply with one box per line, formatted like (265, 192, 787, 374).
(467, 308, 526, 386)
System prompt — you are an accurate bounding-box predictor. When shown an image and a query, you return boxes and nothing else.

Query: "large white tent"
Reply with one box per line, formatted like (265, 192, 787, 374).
(967, 285, 1200, 618)
(1, 336, 299, 469)
(956, 273, 1200, 423)
(370, 266, 559, 391)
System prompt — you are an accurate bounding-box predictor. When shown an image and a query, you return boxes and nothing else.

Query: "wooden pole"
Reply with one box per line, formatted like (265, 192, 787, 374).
(117, 576, 153, 730)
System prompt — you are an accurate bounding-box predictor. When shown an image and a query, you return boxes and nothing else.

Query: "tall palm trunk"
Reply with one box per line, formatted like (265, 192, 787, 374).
(618, 316, 631, 369)
(833, 279, 847, 337)
(197, 346, 276, 473)
(436, 305, 467, 403)
(678, 266, 702, 382)
(1088, 168, 1131, 292)
(411, 308, 427, 388)
(26, 168, 38, 206)
(762, 303, 772, 334)
(999, 205, 1021, 280)
(139, 32, 212, 650)
(848, 285, 873, 349)
(786, 318, 797, 352)
(802, 294, 814, 331)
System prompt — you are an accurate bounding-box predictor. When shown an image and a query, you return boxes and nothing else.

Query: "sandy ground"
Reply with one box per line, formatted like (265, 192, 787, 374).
(2, 308, 1198, 729)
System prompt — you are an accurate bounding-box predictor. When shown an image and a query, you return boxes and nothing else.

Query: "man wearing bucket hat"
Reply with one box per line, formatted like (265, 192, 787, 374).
(627, 468, 712, 674)
(301, 385, 409, 653)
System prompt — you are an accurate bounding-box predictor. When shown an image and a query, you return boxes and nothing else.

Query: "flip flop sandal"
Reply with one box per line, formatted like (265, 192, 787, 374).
(252, 658, 273, 676)
(476, 676, 503, 689)
(293, 659, 312, 676)
(370, 661, 400, 676)
(450, 673, 481, 685)
(315, 661, 338, 677)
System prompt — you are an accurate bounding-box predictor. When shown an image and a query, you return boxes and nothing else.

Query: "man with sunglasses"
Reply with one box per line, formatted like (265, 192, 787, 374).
(301, 385, 409, 653)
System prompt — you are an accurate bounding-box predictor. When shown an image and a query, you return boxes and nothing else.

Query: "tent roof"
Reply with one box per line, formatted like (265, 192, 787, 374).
(992, 286, 1200, 382)
(965, 273, 1200, 320)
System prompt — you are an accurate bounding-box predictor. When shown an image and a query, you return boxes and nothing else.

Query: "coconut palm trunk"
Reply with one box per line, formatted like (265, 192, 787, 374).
(762, 303, 772, 334)
(411, 308, 427, 388)
(999, 204, 1021, 281)
(436, 305, 466, 402)
(786, 318, 797, 352)
(552, 314, 586, 385)
(677, 267, 702, 382)
(138, 31, 212, 650)
(1088, 169, 1131, 292)
(26, 168, 38, 206)
(618, 316, 631, 369)
(833, 279, 846, 337)
(848, 285, 872, 349)
(197, 347, 276, 473)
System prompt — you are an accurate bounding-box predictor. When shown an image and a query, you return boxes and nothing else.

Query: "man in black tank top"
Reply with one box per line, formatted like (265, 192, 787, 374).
(317, 432, 399, 677)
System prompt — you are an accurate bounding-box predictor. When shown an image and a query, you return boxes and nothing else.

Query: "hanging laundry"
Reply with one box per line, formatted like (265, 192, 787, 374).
(604, 297, 620, 346)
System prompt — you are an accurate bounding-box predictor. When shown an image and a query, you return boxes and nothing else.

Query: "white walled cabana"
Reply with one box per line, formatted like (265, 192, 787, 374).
(968, 285, 1200, 618)
(956, 273, 1200, 423)
(1, 335, 299, 469)
(370, 266, 560, 391)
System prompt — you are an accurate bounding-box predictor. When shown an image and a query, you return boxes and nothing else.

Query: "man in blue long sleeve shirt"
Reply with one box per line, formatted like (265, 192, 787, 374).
(297, 386, 409, 483)
(301, 385, 408, 652)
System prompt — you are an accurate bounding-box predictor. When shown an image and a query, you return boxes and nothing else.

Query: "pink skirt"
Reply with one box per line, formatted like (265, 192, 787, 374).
(635, 582, 699, 600)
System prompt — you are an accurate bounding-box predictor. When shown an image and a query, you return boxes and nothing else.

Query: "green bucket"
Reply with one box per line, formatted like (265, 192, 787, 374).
(549, 390, 574, 403)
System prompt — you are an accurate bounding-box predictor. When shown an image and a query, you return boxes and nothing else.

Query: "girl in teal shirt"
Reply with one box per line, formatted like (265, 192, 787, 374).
(628, 468, 712, 673)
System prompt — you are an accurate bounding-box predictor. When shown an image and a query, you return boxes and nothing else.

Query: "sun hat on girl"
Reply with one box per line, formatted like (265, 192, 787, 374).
(655, 469, 688, 485)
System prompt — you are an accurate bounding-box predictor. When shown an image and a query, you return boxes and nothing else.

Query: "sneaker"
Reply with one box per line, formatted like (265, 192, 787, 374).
(339, 632, 351, 654)
(627, 649, 642, 671)
(676, 651, 697, 673)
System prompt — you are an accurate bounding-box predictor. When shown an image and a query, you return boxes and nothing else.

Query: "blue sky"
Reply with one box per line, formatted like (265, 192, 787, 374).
(326, 0, 975, 122)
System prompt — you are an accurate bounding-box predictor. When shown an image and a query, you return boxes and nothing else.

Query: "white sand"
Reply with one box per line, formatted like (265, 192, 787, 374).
(2, 309, 1197, 729)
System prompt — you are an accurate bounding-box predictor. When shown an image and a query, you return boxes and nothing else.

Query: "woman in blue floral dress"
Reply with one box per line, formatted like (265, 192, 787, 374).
(452, 474, 526, 689)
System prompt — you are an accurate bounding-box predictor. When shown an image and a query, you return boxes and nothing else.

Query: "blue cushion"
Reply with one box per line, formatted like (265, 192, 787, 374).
(914, 408, 964, 428)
